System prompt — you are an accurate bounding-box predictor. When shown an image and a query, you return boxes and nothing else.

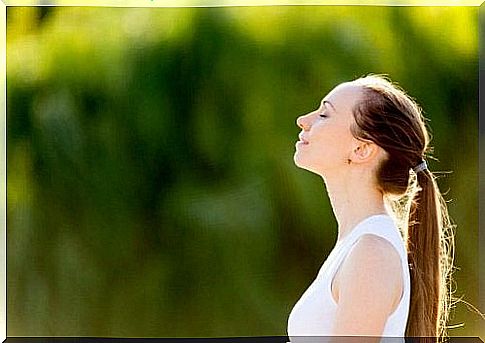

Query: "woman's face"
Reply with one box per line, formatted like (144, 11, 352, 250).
(294, 82, 364, 175)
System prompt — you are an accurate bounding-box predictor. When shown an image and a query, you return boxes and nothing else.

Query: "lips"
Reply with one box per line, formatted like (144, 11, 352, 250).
(298, 134, 309, 145)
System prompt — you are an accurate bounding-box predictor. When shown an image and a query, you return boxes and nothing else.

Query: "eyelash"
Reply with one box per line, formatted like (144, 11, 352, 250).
(319, 113, 328, 118)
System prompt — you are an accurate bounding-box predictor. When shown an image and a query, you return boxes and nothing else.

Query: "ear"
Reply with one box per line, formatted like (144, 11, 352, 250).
(349, 139, 380, 164)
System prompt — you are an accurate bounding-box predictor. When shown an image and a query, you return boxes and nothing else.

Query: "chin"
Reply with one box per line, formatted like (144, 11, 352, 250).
(293, 151, 305, 168)
(294, 153, 325, 176)
(294, 153, 311, 171)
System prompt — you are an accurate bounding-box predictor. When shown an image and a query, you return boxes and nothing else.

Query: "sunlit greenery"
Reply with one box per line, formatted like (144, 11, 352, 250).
(6, 6, 481, 339)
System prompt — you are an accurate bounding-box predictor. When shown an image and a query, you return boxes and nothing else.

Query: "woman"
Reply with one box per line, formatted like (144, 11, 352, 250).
(287, 75, 455, 342)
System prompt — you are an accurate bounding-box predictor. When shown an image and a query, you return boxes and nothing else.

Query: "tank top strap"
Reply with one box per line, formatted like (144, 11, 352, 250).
(323, 215, 407, 280)
(340, 215, 404, 251)
(352, 215, 407, 259)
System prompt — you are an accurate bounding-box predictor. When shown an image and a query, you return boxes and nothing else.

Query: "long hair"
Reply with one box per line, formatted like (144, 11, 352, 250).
(349, 74, 456, 341)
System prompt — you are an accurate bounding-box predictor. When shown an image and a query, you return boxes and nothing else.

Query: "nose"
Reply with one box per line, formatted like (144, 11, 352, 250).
(296, 112, 312, 131)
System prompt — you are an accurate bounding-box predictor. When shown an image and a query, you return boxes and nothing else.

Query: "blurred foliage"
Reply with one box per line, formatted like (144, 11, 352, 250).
(6, 5, 481, 339)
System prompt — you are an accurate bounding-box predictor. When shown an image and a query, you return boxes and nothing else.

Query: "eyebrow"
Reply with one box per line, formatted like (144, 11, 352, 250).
(321, 100, 336, 112)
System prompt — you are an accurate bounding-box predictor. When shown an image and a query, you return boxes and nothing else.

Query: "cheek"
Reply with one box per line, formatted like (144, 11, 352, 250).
(314, 128, 353, 157)
(313, 125, 350, 147)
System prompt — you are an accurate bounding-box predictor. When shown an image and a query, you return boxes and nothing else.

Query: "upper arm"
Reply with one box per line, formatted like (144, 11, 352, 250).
(330, 234, 403, 337)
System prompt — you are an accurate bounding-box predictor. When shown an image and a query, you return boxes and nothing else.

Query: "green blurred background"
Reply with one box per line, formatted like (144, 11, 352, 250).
(6, 5, 482, 339)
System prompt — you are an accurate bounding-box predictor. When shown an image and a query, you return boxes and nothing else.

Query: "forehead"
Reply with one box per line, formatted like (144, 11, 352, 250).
(323, 82, 364, 114)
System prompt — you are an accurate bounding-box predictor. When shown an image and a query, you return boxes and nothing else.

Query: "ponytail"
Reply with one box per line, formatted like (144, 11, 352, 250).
(350, 74, 458, 340)
(406, 168, 455, 341)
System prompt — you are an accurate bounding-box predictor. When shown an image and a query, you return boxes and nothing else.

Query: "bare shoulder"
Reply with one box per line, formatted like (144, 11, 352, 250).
(342, 233, 403, 279)
(336, 233, 403, 312)
(330, 234, 405, 335)
(353, 234, 401, 264)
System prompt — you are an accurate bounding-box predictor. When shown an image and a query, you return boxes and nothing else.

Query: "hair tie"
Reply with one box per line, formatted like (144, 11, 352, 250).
(412, 160, 428, 173)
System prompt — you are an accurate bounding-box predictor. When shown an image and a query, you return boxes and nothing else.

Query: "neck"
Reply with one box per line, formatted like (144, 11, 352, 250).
(321, 167, 388, 244)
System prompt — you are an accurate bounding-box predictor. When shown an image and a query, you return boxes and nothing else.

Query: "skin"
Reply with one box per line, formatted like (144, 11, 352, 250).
(294, 82, 404, 339)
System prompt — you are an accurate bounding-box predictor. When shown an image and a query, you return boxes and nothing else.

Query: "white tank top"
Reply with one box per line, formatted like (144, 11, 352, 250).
(287, 214, 410, 340)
